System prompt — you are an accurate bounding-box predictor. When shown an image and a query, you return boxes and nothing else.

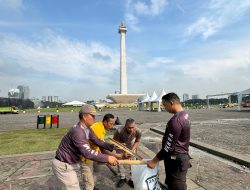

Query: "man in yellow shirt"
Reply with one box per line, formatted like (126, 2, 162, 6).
(82, 113, 122, 190)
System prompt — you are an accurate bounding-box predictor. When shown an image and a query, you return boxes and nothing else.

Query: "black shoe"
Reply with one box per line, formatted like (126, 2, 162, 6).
(117, 179, 126, 188)
(127, 179, 134, 188)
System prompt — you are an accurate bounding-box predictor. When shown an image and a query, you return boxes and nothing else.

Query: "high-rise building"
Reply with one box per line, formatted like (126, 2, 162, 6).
(23, 86, 30, 99)
(42, 96, 47, 102)
(17, 85, 30, 99)
(192, 94, 199, 99)
(53, 96, 59, 102)
(48, 96, 53, 102)
(183, 93, 189, 102)
(42, 96, 59, 102)
(8, 89, 20, 98)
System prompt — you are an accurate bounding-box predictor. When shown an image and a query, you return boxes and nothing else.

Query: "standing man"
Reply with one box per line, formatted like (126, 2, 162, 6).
(147, 93, 191, 190)
(113, 118, 142, 188)
(82, 113, 123, 190)
(52, 104, 118, 190)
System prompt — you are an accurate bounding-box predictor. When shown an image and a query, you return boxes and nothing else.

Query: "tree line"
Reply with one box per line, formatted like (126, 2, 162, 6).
(0, 97, 34, 109)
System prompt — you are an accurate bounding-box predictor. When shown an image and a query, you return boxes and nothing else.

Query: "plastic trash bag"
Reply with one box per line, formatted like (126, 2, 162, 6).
(131, 163, 163, 190)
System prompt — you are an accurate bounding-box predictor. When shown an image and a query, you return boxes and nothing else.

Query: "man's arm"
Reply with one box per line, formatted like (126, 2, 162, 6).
(131, 129, 142, 151)
(131, 140, 140, 152)
(71, 128, 110, 163)
(147, 156, 160, 169)
(156, 120, 182, 160)
(147, 119, 182, 169)
(156, 119, 182, 160)
(100, 149, 125, 159)
(89, 128, 114, 152)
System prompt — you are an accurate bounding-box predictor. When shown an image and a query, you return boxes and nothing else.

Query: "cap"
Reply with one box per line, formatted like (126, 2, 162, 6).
(79, 104, 100, 116)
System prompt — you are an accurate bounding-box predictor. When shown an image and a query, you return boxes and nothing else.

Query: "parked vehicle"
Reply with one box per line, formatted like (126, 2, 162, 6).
(242, 100, 250, 107)
(0, 106, 19, 114)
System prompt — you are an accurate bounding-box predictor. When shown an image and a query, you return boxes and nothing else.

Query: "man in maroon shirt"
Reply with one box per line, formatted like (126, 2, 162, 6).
(147, 93, 191, 190)
(52, 104, 118, 190)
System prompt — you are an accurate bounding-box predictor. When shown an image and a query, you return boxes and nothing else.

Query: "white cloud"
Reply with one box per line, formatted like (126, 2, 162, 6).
(0, 30, 174, 100)
(187, 0, 250, 39)
(181, 49, 250, 80)
(133, 0, 167, 16)
(187, 17, 218, 39)
(125, 13, 140, 32)
(0, 30, 121, 100)
(0, 0, 23, 10)
(0, 30, 119, 77)
(146, 56, 174, 68)
(125, 0, 168, 31)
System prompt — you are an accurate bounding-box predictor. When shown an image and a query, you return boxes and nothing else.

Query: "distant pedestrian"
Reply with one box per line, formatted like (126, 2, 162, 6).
(113, 118, 142, 188)
(52, 104, 118, 190)
(147, 93, 192, 190)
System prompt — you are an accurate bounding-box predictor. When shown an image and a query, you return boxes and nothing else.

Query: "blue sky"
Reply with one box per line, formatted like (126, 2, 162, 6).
(0, 0, 250, 102)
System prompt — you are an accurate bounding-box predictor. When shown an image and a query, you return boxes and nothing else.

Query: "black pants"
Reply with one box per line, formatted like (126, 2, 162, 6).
(164, 154, 191, 190)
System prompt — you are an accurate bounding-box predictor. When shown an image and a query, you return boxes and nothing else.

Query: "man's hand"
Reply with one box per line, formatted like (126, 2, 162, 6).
(122, 152, 131, 159)
(107, 156, 118, 166)
(114, 152, 131, 159)
(113, 145, 120, 150)
(114, 153, 123, 159)
(147, 157, 160, 169)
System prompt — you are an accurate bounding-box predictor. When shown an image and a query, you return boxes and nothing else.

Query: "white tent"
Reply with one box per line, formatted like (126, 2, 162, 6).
(148, 91, 158, 111)
(138, 93, 150, 111)
(151, 89, 166, 112)
(237, 88, 250, 111)
(138, 90, 167, 112)
(62, 101, 86, 107)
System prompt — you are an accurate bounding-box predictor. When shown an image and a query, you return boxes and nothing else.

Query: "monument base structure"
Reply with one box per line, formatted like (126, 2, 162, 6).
(107, 93, 144, 104)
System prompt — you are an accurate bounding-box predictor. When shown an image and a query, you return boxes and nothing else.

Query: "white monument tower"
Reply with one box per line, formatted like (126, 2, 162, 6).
(107, 22, 144, 103)
(119, 22, 127, 94)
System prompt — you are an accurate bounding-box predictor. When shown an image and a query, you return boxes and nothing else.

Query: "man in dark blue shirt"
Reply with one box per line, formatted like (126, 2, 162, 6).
(147, 93, 191, 190)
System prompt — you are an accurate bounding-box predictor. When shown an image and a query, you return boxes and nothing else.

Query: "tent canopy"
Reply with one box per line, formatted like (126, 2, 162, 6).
(153, 89, 166, 102)
(62, 101, 85, 106)
(141, 93, 150, 103)
(149, 91, 158, 102)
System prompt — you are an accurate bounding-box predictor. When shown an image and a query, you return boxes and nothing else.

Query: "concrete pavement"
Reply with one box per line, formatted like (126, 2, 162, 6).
(0, 143, 204, 190)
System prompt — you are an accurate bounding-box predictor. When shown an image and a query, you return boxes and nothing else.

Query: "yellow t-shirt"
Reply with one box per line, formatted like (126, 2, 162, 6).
(83, 122, 106, 163)
(90, 121, 106, 152)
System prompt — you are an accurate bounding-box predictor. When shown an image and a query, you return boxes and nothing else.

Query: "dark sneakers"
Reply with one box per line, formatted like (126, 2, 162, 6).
(127, 179, 134, 188)
(117, 179, 126, 188)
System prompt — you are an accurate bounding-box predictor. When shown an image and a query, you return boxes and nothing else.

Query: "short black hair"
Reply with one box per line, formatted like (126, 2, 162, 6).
(125, 118, 135, 127)
(79, 112, 89, 120)
(79, 112, 83, 120)
(162, 92, 180, 103)
(103, 113, 114, 122)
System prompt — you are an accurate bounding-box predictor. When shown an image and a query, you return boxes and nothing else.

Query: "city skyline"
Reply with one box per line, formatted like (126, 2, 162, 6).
(0, 0, 250, 101)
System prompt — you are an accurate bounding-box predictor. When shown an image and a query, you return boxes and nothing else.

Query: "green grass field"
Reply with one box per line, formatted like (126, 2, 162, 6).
(0, 128, 115, 156)
(21, 107, 80, 113)
(0, 128, 69, 155)
(21, 104, 138, 113)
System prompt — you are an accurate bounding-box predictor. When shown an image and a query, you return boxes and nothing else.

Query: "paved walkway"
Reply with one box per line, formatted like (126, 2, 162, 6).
(0, 144, 204, 190)
(150, 128, 250, 167)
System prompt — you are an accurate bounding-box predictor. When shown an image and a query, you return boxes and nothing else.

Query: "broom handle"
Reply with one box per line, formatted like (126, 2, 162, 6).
(108, 138, 142, 160)
(118, 160, 148, 165)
